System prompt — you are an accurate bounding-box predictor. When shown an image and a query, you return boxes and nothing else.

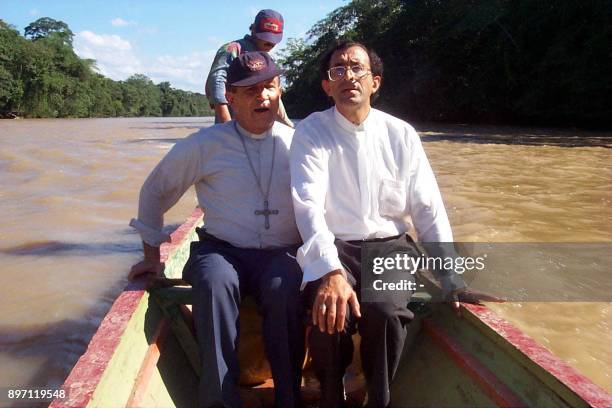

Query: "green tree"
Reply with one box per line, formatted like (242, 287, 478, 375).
(280, 0, 612, 127)
(0, 20, 25, 113)
(121, 74, 162, 117)
(158, 81, 177, 116)
(1, 17, 215, 118)
(24, 17, 74, 46)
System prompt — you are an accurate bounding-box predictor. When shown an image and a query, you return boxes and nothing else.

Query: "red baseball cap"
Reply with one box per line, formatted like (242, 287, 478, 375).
(253, 9, 284, 44)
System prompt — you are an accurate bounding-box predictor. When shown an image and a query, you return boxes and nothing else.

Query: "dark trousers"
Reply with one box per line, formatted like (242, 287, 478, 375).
(304, 235, 416, 408)
(183, 230, 304, 408)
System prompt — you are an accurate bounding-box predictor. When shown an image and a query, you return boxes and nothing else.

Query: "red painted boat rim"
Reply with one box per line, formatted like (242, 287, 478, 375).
(51, 211, 612, 407)
(463, 303, 612, 408)
(50, 209, 203, 408)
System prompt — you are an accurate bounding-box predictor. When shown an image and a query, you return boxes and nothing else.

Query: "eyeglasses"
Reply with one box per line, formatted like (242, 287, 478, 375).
(327, 64, 371, 81)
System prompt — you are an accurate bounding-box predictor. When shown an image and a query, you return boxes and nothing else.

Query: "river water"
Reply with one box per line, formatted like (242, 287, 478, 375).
(0, 118, 610, 394)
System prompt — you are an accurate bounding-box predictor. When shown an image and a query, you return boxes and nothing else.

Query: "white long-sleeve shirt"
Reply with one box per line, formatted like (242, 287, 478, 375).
(290, 107, 460, 289)
(131, 120, 300, 249)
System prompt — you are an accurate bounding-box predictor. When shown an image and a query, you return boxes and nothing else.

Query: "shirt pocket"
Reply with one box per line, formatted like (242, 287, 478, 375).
(379, 178, 407, 216)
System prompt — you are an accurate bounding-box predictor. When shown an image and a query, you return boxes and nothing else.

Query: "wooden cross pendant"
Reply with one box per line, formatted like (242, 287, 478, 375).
(254, 200, 279, 229)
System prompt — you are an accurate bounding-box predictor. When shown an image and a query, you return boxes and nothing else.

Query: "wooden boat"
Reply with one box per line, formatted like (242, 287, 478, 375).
(51, 209, 612, 407)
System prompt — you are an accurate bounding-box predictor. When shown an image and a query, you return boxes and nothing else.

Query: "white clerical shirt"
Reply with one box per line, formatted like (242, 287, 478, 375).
(131, 120, 300, 249)
(290, 107, 460, 289)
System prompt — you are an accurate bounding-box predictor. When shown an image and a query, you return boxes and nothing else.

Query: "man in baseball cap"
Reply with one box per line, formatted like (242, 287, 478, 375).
(130, 51, 303, 407)
(205, 10, 293, 127)
(225, 51, 286, 136)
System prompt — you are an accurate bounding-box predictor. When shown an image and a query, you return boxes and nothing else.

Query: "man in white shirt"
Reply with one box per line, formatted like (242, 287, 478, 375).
(130, 52, 304, 408)
(290, 41, 475, 407)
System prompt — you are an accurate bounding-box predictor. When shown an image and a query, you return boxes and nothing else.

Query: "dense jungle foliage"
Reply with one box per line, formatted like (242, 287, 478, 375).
(0, 18, 213, 118)
(279, 0, 611, 127)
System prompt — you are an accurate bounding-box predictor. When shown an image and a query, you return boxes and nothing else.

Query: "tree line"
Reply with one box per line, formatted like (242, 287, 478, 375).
(279, 0, 611, 128)
(0, 18, 213, 118)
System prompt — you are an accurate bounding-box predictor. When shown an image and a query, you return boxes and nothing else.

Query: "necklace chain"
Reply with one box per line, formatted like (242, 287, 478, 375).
(234, 121, 276, 202)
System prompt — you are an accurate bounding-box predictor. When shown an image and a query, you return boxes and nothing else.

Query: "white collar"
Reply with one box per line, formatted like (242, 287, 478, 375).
(236, 122, 269, 140)
(333, 106, 371, 133)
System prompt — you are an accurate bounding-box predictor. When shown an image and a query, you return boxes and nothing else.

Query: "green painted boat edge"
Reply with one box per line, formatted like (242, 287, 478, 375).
(50, 208, 612, 407)
(50, 209, 203, 408)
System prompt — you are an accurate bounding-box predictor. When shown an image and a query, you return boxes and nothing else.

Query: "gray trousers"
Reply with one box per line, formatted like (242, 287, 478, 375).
(183, 230, 304, 408)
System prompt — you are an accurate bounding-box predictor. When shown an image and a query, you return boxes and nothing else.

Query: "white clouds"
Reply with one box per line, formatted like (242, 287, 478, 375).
(73, 30, 214, 92)
(74, 31, 142, 80)
(110, 18, 137, 27)
(148, 51, 216, 93)
(77, 31, 131, 51)
(29, 9, 40, 16)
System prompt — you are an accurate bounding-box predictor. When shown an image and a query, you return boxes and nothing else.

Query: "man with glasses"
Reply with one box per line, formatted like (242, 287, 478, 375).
(289, 41, 471, 407)
(205, 9, 293, 127)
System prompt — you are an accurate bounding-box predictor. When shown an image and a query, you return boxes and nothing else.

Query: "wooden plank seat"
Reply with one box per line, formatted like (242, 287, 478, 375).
(149, 278, 273, 386)
(148, 277, 433, 407)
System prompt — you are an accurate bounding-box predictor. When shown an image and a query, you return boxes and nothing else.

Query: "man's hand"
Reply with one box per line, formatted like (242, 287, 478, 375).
(128, 259, 164, 282)
(129, 242, 164, 282)
(312, 269, 361, 334)
(450, 288, 505, 316)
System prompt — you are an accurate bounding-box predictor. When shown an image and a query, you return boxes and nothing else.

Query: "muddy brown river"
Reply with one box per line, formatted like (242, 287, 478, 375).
(0, 117, 610, 394)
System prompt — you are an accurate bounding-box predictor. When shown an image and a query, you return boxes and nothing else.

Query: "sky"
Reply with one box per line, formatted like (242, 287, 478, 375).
(1, 0, 347, 92)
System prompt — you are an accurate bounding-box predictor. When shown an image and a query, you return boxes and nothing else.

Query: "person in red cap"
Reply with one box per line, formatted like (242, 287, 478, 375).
(131, 51, 303, 407)
(205, 9, 294, 127)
